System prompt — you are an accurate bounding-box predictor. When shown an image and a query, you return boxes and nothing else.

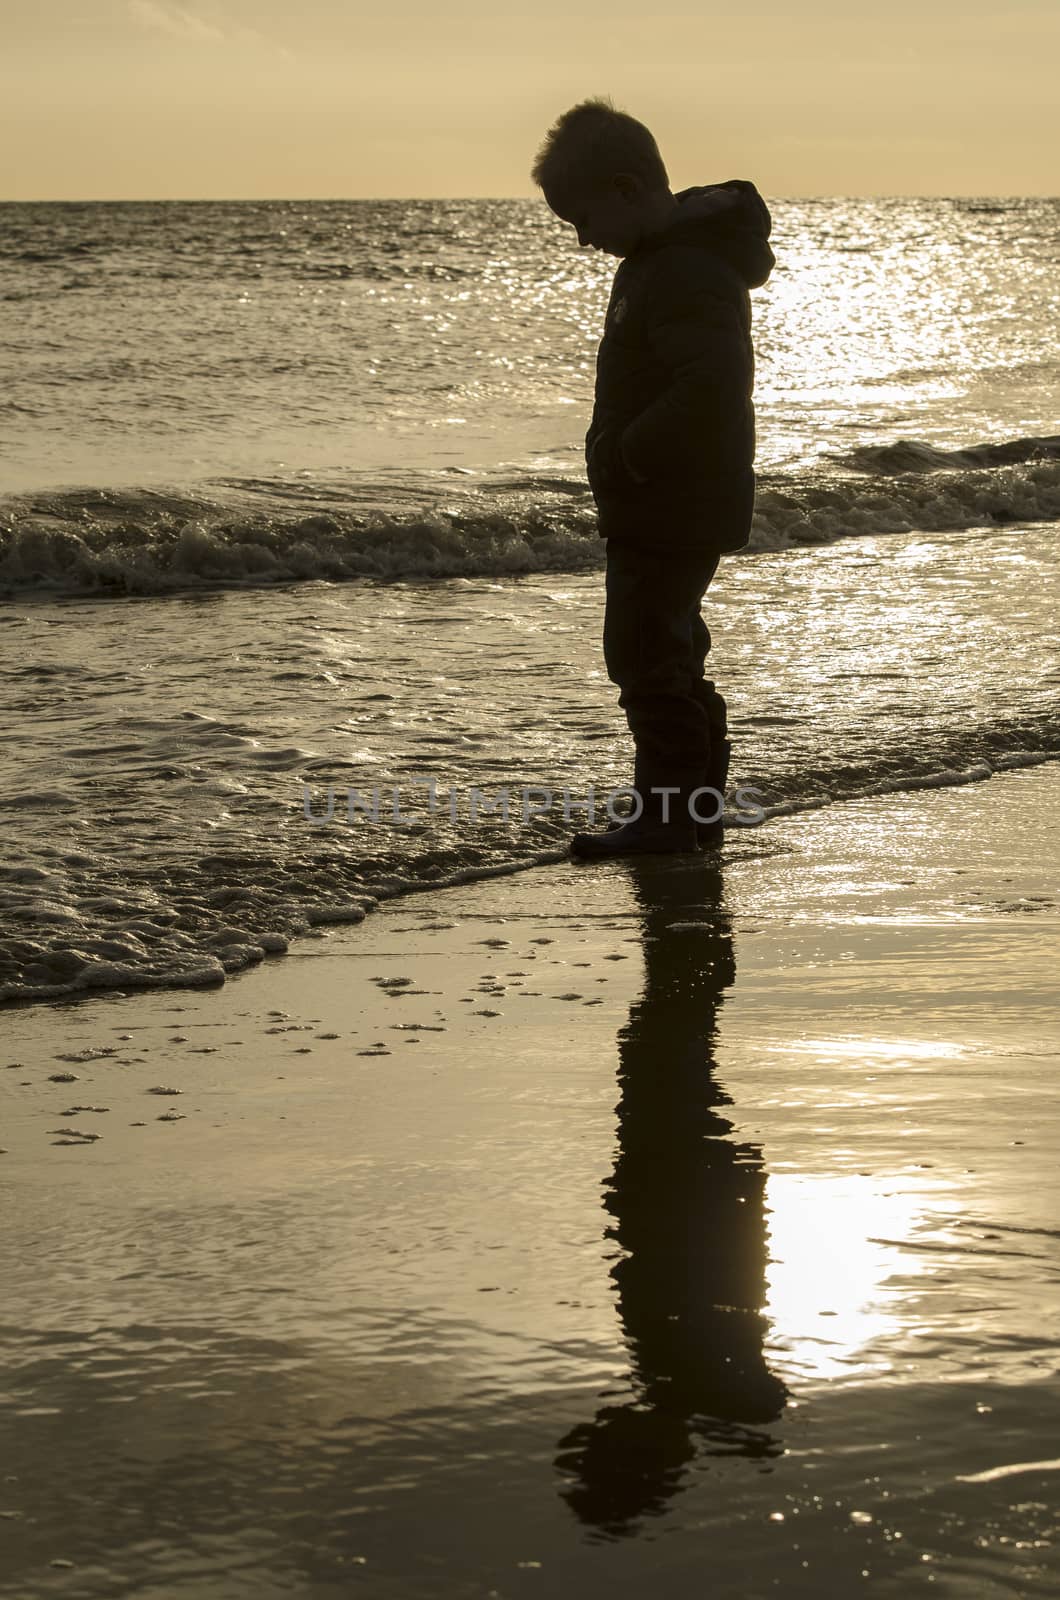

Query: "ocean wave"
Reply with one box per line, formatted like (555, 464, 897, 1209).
(1, 442, 1058, 596)
(747, 453, 1060, 551)
(831, 433, 1059, 474)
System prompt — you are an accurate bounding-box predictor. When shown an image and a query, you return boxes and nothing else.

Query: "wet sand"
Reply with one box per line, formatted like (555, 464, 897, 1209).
(1, 766, 1058, 1599)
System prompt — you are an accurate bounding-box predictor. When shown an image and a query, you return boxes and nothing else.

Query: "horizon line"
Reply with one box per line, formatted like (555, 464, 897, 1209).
(2, 192, 1057, 205)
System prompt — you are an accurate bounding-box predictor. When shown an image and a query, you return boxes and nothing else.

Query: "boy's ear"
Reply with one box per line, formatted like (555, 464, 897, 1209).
(613, 172, 644, 203)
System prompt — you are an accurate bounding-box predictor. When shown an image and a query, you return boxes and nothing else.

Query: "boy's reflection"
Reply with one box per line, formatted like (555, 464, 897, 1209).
(556, 857, 787, 1532)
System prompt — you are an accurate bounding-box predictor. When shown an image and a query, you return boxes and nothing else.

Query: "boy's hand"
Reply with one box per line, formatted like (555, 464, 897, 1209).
(587, 428, 650, 493)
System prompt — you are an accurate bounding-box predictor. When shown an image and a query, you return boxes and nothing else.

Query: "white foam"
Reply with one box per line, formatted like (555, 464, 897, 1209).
(2, 758, 1056, 1010)
(2, 454, 1057, 597)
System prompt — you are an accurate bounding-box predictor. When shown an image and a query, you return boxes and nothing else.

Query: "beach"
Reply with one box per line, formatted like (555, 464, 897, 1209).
(2, 766, 1057, 1598)
(2, 191, 1058, 1597)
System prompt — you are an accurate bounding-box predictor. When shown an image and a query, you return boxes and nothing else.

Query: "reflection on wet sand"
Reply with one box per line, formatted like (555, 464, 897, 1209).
(556, 858, 788, 1533)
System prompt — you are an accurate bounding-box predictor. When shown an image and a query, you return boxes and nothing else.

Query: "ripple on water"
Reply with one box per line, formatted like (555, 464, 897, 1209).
(2, 529, 1058, 1008)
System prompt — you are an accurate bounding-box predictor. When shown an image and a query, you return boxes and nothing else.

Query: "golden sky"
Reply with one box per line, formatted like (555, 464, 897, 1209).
(3, 0, 1056, 199)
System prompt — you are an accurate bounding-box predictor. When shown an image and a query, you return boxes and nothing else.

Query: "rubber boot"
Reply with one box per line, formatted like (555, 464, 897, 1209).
(696, 738, 731, 849)
(570, 769, 701, 858)
(594, 746, 661, 832)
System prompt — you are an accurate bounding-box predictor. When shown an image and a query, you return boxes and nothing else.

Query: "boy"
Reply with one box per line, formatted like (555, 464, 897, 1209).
(530, 97, 775, 855)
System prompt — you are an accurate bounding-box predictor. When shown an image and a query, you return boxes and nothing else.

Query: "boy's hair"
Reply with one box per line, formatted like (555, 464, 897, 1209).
(530, 96, 669, 200)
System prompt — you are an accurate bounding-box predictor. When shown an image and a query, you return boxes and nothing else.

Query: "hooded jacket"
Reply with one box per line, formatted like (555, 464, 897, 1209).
(584, 179, 775, 553)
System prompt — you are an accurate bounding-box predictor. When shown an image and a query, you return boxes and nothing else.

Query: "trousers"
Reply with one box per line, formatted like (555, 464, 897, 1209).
(601, 542, 728, 788)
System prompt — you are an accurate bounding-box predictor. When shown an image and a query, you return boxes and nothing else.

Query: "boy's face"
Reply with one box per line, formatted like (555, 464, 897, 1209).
(545, 174, 646, 259)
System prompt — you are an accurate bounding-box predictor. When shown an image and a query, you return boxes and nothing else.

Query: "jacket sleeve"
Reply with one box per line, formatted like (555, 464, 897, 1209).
(619, 250, 747, 482)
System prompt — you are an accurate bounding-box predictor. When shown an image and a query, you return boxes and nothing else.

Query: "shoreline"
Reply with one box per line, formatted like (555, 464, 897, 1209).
(3, 750, 1058, 1014)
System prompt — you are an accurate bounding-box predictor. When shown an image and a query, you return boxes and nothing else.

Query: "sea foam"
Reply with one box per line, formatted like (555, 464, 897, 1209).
(1, 438, 1057, 598)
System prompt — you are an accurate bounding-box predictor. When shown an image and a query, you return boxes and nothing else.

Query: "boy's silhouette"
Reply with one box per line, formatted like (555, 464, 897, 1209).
(531, 98, 774, 855)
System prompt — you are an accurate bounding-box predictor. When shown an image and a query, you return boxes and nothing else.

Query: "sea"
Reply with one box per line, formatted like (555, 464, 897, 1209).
(1, 195, 1058, 1006)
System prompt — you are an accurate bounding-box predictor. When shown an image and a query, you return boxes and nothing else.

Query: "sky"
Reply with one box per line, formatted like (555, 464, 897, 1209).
(2, 0, 1056, 200)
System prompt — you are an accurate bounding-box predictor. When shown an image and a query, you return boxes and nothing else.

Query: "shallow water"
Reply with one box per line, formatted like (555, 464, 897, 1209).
(1, 518, 1057, 1005)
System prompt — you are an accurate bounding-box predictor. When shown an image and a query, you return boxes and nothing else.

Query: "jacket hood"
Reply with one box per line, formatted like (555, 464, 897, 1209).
(636, 179, 775, 288)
